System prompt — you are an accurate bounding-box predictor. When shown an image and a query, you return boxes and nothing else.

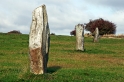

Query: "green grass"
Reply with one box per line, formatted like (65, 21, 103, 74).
(0, 33, 124, 82)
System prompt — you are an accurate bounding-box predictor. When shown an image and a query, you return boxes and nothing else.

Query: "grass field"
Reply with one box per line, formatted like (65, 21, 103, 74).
(0, 33, 124, 82)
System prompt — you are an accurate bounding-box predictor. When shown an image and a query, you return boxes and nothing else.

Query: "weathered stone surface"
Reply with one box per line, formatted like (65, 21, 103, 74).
(93, 27, 99, 42)
(75, 24, 84, 51)
(29, 4, 50, 74)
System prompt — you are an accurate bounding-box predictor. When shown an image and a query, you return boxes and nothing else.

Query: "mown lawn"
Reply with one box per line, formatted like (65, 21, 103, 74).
(0, 33, 124, 82)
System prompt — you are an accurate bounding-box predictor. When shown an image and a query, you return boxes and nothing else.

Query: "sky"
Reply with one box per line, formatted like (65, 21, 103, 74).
(0, 0, 124, 35)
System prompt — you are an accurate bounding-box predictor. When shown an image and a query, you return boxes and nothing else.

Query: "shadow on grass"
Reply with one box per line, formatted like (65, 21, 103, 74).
(18, 66, 61, 81)
(64, 48, 115, 55)
(47, 66, 61, 74)
(84, 49, 115, 55)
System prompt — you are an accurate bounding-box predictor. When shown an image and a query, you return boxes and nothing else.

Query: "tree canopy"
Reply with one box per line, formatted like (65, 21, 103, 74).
(85, 18, 116, 35)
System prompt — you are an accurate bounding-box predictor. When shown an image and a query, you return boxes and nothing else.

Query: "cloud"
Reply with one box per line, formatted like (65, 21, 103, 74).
(109, 10, 124, 34)
(0, 0, 36, 33)
(84, 0, 124, 10)
(82, 0, 124, 34)
(0, 0, 124, 35)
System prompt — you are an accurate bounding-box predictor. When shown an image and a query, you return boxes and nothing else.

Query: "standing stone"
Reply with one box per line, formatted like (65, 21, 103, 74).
(75, 24, 84, 51)
(93, 27, 99, 42)
(29, 4, 50, 74)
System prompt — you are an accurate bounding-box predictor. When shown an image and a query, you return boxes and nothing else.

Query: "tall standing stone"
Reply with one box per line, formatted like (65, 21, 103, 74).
(75, 24, 84, 51)
(93, 27, 99, 42)
(29, 4, 50, 74)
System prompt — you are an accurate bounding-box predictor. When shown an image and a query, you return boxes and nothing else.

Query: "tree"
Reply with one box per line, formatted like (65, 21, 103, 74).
(8, 30, 22, 34)
(70, 30, 76, 36)
(51, 33, 55, 35)
(70, 24, 84, 36)
(85, 18, 116, 35)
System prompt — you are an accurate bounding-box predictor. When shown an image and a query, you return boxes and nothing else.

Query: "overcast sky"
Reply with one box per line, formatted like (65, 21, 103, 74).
(0, 0, 124, 35)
